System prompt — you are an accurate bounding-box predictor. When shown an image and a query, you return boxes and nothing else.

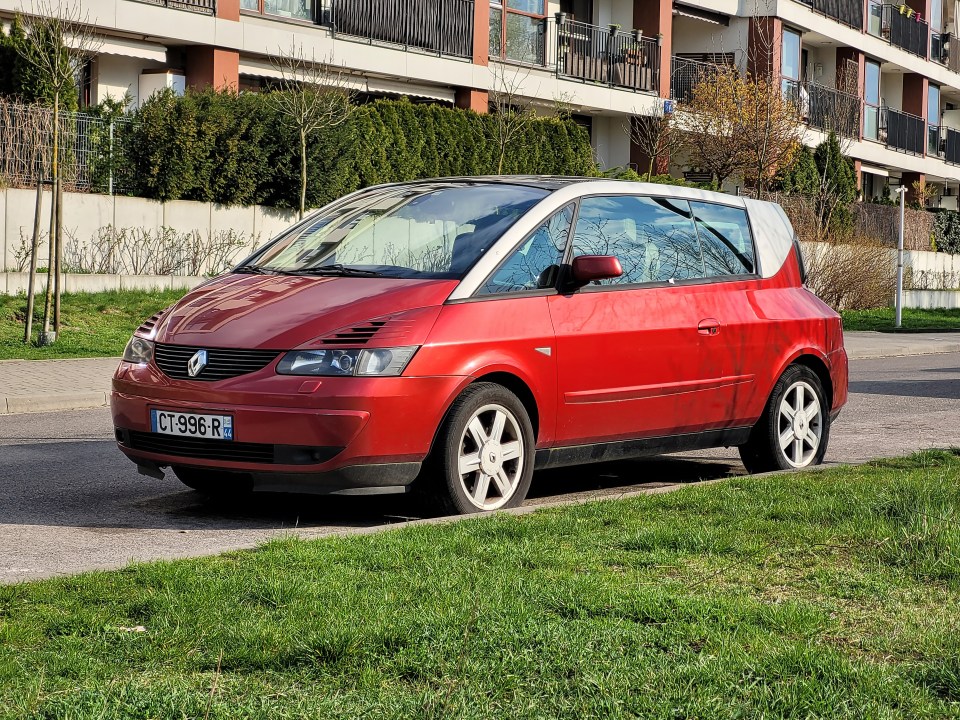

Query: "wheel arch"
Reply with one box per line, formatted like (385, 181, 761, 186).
(790, 353, 834, 410)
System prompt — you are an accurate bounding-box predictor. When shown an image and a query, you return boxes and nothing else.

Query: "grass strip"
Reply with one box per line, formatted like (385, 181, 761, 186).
(842, 307, 960, 332)
(1, 451, 960, 718)
(0, 290, 187, 360)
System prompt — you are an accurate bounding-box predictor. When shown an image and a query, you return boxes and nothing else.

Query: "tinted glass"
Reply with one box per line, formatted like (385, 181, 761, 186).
(247, 184, 548, 280)
(505, 13, 545, 63)
(690, 202, 756, 276)
(929, 84, 941, 125)
(865, 60, 880, 105)
(480, 204, 573, 294)
(572, 196, 703, 284)
(507, 0, 544, 12)
(781, 29, 800, 81)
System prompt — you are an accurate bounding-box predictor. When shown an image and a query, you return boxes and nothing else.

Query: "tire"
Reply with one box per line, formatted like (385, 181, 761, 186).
(172, 466, 253, 497)
(739, 364, 830, 474)
(420, 382, 536, 516)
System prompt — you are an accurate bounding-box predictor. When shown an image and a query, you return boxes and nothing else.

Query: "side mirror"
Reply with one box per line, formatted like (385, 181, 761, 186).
(569, 255, 623, 288)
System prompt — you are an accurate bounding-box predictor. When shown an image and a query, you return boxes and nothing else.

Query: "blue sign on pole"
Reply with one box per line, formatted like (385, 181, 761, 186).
(663, 100, 675, 115)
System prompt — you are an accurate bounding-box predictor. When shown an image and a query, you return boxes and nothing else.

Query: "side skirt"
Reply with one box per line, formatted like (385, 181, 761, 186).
(534, 427, 753, 471)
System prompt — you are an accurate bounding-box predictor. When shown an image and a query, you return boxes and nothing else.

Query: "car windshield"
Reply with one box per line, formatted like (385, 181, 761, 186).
(243, 183, 549, 279)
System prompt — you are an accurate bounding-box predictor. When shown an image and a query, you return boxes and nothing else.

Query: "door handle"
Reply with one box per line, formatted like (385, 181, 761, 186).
(698, 318, 720, 336)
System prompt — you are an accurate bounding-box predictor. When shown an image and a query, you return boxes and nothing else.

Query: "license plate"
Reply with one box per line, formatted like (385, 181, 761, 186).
(150, 410, 233, 440)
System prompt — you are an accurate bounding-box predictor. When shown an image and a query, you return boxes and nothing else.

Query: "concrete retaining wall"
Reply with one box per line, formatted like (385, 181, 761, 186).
(903, 290, 960, 309)
(2, 187, 297, 274)
(3, 272, 205, 295)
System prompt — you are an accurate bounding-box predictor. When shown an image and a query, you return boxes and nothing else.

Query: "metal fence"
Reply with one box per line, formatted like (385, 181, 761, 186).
(883, 107, 925, 155)
(797, 0, 864, 29)
(329, 0, 474, 59)
(557, 19, 659, 93)
(670, 56, 722, 102)
(0, 99, 132, 194)
(877, 3, 929, 58)
(128, 0, 216, 14)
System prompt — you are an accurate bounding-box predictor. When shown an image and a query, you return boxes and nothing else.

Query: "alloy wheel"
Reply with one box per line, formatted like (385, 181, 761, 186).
(457, 403, 525, 511)
(777, 380, 823, 468)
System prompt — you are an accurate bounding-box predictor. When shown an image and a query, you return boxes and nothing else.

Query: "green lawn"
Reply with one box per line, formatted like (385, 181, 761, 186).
(2, 451, 959, 718)
(842, 307, 960, 332)
(0, 290, 187, 360)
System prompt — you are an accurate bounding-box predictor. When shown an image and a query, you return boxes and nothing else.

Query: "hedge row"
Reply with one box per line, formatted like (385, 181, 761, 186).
(118, 90, 597, 209)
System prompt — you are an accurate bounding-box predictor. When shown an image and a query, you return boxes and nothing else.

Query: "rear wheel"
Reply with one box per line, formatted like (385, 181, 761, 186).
(172, 466, 253, 496)
(739, 364, 830, 474)
(421, 383, 535, 515)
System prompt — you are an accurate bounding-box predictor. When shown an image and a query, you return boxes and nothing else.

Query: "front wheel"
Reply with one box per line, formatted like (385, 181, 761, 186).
(421, 383, 536, 515)
(739, 365, 830, 474)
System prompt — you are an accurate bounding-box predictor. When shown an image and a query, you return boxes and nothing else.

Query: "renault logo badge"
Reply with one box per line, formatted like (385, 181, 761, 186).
(187, 349, 208, 378)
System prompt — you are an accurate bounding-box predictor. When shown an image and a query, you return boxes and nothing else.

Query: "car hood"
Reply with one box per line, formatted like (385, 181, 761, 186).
(153, 274, 458, 350)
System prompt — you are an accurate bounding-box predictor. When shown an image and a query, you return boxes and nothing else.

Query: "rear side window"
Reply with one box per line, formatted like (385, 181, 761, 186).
(572, 196, 702, 284)
(689, 202, 756, 276)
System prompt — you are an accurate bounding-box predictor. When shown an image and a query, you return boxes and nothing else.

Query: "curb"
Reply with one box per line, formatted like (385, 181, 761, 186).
(845, 340, 960, 360)
(0, 391, 109, 415)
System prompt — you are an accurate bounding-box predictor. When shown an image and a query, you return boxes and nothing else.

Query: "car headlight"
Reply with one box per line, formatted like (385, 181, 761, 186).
(276, 346, 418, 377)
(122, 336, 154, 364)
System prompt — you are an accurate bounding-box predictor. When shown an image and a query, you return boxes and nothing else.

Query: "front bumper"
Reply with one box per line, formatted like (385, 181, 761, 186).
(111, 361, 468, 492)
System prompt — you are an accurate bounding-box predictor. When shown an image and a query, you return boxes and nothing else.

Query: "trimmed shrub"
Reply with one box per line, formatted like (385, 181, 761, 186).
(933, 209, 960, 254)
(122, 91, 597, 208)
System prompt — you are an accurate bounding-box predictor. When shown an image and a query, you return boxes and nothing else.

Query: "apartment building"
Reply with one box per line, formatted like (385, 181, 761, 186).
(1, 0, 958, 207)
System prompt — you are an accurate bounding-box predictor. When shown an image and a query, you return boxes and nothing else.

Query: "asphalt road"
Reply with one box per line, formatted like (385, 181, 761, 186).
(2, 352, 959, 584)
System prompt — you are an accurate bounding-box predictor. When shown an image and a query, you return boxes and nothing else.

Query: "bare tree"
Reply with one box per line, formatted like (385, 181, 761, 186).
(488, 62, 536, 175)
(623, 102, 684, 180)
(270, 43, 355, 220)
(15, 0, 101, 344)
(679, 63, 748, 188)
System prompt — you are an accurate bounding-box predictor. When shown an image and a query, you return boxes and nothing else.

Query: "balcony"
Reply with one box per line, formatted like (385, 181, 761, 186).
(133, 0, 215, 14)
(946, 127, 960, 164)
(796, 0, 864, 30)
(329, 0, 474, 59)
(670, 56, 722, 103)
(556, 18, 660, 94)
(931, 31, 950, 66)
(868, 2, 929, 58)
(882, 107, 925, 155)
(783, 79, 862, 137)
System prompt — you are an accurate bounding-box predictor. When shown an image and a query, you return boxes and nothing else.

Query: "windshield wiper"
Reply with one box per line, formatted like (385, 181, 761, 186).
(233, 265, 272, 275)
(287, 264, 384, 277)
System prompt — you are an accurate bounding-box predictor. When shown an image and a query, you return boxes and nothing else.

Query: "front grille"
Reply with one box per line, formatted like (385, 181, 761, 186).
(121, 430, 343, 466)
(154, 344, 280, 382)
(126, 430, 274, 463)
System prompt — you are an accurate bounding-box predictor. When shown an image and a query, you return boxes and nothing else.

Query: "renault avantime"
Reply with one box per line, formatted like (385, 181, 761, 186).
(112, 178, 848, 514)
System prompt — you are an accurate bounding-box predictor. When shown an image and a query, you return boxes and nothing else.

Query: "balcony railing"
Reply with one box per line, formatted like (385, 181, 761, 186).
(790, 80, 863, 137)
(796, 0, 863, 29)
(330, 0, 474, 59)
(946, 128, 960, 164)
(929, 123, 943, 156)
(932, 31, 950, 65)
(133, 0, 215, 14)
(670, 56, 723, 103)
(883, 107, 925, 155)
(871, 3, 929, 57)
(556, 19, 660, 94)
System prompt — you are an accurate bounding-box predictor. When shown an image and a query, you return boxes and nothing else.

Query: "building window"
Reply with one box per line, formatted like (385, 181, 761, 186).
(864, 59, 880, 141)
(489, 0, 547, 65)
(929, 84, 942, 155)
(241, 0, 314, 22)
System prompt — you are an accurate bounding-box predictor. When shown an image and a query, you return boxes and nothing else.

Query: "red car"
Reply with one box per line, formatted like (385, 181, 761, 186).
(113, 178, 847, 514)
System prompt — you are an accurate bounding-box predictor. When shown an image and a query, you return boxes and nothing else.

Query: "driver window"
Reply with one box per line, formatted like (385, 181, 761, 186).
(478, 204, 574, 295)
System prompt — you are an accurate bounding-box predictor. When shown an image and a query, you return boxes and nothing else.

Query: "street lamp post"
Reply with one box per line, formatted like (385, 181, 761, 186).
(895, 185, 907, 329)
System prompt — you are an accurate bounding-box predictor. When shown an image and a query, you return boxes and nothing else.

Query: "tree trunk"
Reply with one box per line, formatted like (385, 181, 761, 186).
(54, 167, 63, 333)
(647, 156, 655, 181)
(41, 94, 60, 343)
(23, 175, 43, 344)
(299, 128, 307, 221)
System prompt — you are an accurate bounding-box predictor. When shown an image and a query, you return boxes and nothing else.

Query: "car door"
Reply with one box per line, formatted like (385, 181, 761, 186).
(547, 194, 737, 446)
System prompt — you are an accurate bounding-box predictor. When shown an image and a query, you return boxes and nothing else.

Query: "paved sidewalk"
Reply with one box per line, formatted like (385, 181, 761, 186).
(1, 331, 959, 415)
(0, 357, 118, 414)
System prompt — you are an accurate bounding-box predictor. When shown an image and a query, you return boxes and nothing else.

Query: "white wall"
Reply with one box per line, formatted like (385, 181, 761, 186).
(592, 115, 631, 170)
(805, 45, 837, 88)
(95, 54, 165, 108)
(880, 71, 903, 112)
(2, 188, 297, 275)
